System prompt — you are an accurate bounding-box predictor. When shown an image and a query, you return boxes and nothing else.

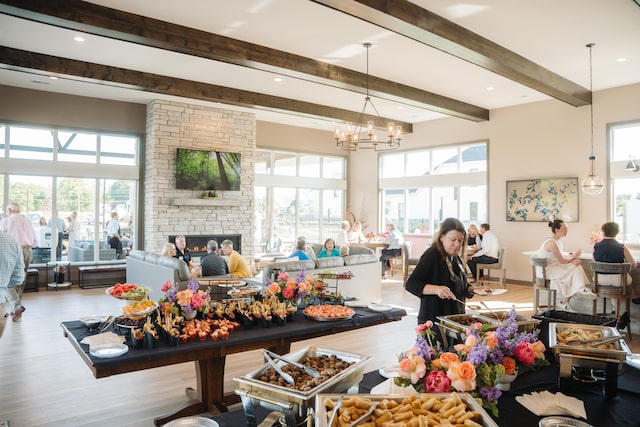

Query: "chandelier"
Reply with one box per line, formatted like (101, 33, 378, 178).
(581, 43, 604, 196)
(334, 43, 402, 151)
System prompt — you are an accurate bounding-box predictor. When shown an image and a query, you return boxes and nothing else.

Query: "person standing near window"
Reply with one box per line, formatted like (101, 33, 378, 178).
(106, 211, 123, 258)
(1, 202, 37, 322)
(0, 231, 26, 333)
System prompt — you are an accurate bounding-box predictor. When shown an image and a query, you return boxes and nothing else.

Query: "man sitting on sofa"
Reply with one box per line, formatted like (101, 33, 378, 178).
(200, 240, 228, 276)
(220, 239, 252, 278)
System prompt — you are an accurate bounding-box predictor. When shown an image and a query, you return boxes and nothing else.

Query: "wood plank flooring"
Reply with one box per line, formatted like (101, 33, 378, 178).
(0, 276, 637, 426)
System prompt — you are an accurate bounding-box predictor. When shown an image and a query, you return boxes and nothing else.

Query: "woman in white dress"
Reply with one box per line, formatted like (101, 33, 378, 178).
(67, 211, 79, 248)
(538, 219, 596, 311)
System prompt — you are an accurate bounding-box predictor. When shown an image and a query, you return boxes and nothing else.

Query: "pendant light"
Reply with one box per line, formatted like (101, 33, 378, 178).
(581, 43, 604, 196)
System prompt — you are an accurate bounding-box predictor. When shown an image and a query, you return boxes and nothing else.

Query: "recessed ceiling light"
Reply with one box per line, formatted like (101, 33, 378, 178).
(274, 77, 283, 82)
(486, 86, 494, 91)
(74, 36, 85, 42)
(49, 76, 58, 80)
(616, 57, 627, 62)
(396, 106, 403, 110)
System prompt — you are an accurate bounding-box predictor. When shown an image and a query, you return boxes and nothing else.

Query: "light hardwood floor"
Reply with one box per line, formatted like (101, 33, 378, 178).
(1, 276, 638, 426)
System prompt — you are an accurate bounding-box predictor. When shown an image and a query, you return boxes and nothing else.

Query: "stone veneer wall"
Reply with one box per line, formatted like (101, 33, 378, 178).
(145, 100, 256, 267)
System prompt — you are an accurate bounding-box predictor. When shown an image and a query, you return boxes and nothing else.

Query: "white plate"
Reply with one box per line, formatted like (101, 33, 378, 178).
(164, 417, 219, 427)
(89, 343, 129, 358)
(378, 363, 400, 379)
(368, 303, 393, 312)
(473, 288, 508, 296)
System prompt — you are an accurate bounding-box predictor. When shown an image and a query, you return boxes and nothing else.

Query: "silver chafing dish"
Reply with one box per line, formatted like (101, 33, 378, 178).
(475, 311, 540, 332)
(548, 322, 631, 398)
(436, 314, 501, 346)
(234, 346, 371, 427)
(315, 392, 499, 427)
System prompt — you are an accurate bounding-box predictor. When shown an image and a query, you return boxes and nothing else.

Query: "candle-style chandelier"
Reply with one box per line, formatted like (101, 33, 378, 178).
(334, 43, 402, 151)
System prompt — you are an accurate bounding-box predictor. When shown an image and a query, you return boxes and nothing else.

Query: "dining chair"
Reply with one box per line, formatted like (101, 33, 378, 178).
(402, 241, 419, 285)
(531, 257, 556, 313)
(476, 247, 508, 288)
(390, 242, 409, 277)
(590, 261, 632, 341)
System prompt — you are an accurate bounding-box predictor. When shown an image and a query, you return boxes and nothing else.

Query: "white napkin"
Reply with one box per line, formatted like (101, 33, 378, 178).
(371, 378, 417, 395)
(516, 391, 586, 419)
(81, 332, 126, 352)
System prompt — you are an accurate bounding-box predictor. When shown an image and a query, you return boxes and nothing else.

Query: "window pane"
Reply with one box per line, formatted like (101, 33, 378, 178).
(255, 150, 272, 174)
(432, 187, 457, 229)
(406, 151, 430, 176)
(101, 134, 137, 166)
(273, 187, 297, 252)
(273, 152, 296, 176)
(323, 156, 344, 179)
(382, 189, 404, 231)
(57, 130, 97, 163)
(56, 177, 96, 259)
(99, 179, 136, 259)
(299, 188, 321, 242)
(8, 175, 53, 264)
(9, 126, 54, 160)
(255, 186, 268, 253)
(612, 125, 640, 162)
(459, 185, 487, 224)
(460, 145, 487, 172)
(432, 148, 458, 174)
(380, 153, 405, 178)
(298, 154, 320, 178)
(613, 178, 640, 243)
(323, 189, 343, 238)
(407, 188, 431, 233)
(0, 124, 5, 158)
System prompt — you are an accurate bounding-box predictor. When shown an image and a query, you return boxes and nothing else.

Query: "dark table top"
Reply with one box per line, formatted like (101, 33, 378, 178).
(209, 362, 640, 427)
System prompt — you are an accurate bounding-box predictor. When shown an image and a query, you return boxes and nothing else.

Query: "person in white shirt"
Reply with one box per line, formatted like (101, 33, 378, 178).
(467, 223, 499, 281)
(380, 223, 404, 278)
(347, 221, 366, 244)
(335, 220, 350, 248)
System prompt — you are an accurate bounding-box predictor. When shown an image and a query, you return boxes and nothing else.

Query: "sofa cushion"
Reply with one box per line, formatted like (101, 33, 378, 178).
(129, 250, 146, 261)
(348, 246, 374, 256)
(344, 254, 378, 265)
(144, 253, 159, 264)
(311, 243, 324, 256)
(315, 257, 345, 269)
(156, 256, 190, 282)
(305, 245, 317, 260)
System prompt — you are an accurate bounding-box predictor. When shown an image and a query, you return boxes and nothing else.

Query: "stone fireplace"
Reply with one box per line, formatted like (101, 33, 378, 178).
(168, 234, 241, 258)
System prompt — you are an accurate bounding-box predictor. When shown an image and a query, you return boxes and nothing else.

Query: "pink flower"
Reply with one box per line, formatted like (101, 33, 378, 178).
(424, 370, 451, 393)
(278, 272, 289, 281)
(515, 341, 536, 365)
(415, 320, 434, 334)
(282, 286, 295, 300)
(398, 351, 427, 384)
(161, 280, 173, 292)
(447, 361, 477, 392)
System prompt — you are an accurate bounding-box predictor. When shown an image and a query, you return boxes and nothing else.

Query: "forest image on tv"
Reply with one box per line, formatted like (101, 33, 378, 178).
(176, 148, 241, 191)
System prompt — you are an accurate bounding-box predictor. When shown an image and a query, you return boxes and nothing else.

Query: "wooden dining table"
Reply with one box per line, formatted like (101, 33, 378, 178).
(60, 306, 406, 426)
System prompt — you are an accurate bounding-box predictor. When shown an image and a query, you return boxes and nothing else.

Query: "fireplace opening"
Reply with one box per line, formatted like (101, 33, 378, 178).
(168, 234, 241, 258)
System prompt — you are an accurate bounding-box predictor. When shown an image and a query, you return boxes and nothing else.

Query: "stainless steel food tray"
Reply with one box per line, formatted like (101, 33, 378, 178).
(549, 322, 631, 361)
(437, 313, 501, 333)
(475, 312, 540, 332)
(234, 346, 371, 415)
(315, 392, 499, 427)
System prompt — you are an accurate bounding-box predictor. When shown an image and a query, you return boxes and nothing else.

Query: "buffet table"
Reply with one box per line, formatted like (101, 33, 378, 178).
(60, 307, 406, 426)
(210, 363, 640, 427)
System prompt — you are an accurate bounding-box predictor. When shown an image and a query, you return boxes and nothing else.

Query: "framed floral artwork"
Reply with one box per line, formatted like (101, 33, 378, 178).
(506, 177, 579, 222)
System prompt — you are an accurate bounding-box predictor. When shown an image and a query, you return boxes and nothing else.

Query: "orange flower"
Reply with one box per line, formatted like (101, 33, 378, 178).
(502, 356, 517, 375)
(439, 352, 460, 369)
(447, 361, 477, 392)
(486, 335, 499, 349)
(532, 341, 546, 359)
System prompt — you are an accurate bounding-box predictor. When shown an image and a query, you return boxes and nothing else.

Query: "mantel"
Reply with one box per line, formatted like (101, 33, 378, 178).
(171, 198, 237, 207)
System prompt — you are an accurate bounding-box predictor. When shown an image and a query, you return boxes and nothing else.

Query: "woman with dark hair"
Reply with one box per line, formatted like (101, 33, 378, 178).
(405, 218, 487, 339)
(538, 219, 595, 312)
(317, 238, 341, 258)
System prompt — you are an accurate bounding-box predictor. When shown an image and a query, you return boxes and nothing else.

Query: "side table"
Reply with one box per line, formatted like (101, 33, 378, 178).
(47, 261, 72, 290)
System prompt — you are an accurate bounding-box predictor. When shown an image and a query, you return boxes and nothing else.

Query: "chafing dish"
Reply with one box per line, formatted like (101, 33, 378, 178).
(234, 346, 371, 427)
(549, 322, 631, 398)
(475, 311, 540, 332)
(436, 313, 501, 346)
(315, 392, 499, 427)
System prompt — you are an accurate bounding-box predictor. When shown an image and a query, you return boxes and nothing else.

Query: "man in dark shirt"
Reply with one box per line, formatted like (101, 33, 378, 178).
(174, 235, 195, 269)
(200, 240, 228, 276)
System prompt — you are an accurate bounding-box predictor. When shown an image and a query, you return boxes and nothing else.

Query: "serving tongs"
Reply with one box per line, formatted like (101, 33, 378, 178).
(350, 401, 379, 427)
(262, 349, 321, 378)
(566, 335, 623, 347)
(97, 315, 115, 334)
(261, 350, 295, 384)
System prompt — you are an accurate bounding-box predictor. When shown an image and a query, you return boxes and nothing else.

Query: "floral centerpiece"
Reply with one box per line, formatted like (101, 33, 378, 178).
(158, 279, 211, 318)
(590, 230, 603, 244)
(394, 309, 549, 416)
(264, 268, 317, 305)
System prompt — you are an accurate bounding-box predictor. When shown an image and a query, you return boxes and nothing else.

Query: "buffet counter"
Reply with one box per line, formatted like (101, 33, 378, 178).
(210, 364, 640, 427)
(60, 306, 406, 426)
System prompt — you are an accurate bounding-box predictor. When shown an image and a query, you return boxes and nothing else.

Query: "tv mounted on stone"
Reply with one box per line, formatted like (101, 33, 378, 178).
(176, 148, 241, 191)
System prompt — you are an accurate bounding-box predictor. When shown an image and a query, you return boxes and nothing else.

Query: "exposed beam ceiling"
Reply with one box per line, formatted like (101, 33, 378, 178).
(310, 0, 591, 107)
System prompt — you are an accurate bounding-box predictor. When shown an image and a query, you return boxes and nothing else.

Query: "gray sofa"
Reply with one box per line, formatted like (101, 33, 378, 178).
(262, 244, 382, 303)
(68, 240, 117, 262)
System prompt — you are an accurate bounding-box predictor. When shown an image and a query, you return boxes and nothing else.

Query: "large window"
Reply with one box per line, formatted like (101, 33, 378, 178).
(0, 123, 140, 264)
(255, 149, 346, 254)
(609, 121, 640, 243)
(379, 142, 487, 234)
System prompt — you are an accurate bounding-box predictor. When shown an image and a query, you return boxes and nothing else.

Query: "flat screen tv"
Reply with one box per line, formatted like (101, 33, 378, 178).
(176, 148, 241, 191)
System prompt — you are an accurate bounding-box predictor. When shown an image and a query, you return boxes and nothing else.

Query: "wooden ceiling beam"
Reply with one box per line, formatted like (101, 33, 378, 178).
(0, 0, 488, 122)
(0, 46, 413, 133)
(311, 0, 591, 107)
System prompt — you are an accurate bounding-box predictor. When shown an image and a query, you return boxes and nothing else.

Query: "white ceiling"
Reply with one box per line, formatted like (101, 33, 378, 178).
(1, 0, 639, 132)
